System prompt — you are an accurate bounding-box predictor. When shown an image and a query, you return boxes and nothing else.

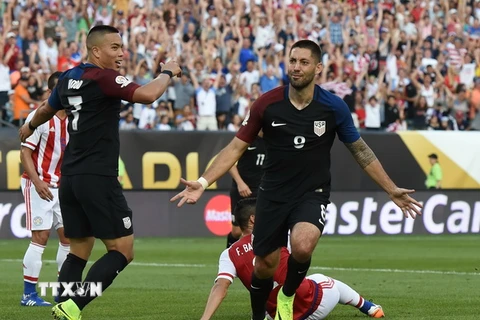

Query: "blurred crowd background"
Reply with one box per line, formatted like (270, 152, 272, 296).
(1, 0, 480, 132)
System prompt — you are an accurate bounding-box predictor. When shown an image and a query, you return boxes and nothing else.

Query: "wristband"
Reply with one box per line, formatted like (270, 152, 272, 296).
(161, 70, 173, 78)
(197, 177, 209, 190)
(28, 122, 37, 131)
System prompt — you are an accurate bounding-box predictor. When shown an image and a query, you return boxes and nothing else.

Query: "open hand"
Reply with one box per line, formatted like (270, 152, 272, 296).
(389, 188, 423, 218)
(170, 178, 205, 207)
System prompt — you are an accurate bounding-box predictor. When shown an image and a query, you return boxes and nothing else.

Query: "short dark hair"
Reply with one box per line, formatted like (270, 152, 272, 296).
(48, 71, 62, 90)
(86, 25, 120, 51)
(290, 40, 322, 63)
(234, 198, 257, 231)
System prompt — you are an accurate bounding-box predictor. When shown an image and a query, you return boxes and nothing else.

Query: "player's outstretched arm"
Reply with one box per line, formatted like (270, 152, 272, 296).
(170, 137, 249, 207)
(19, 100, 56, 142)
(200, 279, 231, 320)
(344, 138, 423, 218)
(131, 61, 182, 104)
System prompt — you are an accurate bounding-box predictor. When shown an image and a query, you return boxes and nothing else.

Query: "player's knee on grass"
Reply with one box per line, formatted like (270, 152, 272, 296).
(31, 230, 51, 246)
(102, 235, 134, 263)
(254, 249, 281, 278)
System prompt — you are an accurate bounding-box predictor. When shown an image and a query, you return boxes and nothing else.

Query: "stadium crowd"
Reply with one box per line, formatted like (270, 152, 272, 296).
(1, 0, 480, 131)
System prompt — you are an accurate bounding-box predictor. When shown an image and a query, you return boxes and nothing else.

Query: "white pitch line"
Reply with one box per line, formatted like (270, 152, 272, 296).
(1, 259, 479, 276)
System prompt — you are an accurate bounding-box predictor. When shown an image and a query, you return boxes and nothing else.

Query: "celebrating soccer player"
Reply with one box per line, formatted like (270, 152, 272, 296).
(19, 25, 181, 320)
(171, 40, 422, 320)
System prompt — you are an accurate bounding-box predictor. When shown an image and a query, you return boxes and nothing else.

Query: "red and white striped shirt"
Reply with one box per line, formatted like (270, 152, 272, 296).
(21, 110, 69, 187)
(447, 46, 467, 69)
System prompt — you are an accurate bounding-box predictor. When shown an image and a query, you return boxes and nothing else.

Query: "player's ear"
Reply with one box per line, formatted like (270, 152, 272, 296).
(250, 215, 255, 225)
(92, 46, 101, 59)
(316, 62, 323, 75)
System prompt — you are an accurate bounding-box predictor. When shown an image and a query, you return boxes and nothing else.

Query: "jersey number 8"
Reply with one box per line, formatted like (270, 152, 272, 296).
(68, 96, 83, 131)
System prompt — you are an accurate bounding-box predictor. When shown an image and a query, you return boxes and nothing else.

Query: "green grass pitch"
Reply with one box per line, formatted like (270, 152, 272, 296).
(0, 235, 479, 319)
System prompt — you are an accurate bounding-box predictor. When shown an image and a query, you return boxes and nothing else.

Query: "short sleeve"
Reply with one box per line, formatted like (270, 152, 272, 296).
(48, 87, 64, 110)
(21, 111, 43, 150)
(236, 99, 263, 144)
(433, 164, 443, 180)
(98, 70, 141, 102)
(334, 98, 360, 143)
(215, 249, 236, 283)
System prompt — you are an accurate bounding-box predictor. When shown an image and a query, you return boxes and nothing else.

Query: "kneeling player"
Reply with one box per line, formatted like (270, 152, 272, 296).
(200, 198, 385, 320)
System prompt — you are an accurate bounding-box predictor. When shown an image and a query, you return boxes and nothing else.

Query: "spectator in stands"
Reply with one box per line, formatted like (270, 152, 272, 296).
(12, 76, 39, 126)
(1, 0, 478, 131)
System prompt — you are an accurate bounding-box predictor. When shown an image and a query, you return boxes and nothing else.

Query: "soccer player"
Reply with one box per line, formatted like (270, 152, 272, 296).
(20, 71, 68, 307)
(171, 40, 422, 320)
(19, 25, 181, 320)
(227, 136, 265, 248)
(201, 198, 385, 320)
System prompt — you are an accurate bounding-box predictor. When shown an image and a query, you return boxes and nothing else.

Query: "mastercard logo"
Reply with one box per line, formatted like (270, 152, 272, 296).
(204, 195, 232, 236)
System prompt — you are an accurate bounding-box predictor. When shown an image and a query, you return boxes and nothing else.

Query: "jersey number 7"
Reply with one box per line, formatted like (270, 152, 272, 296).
(68, 96, 83, 131)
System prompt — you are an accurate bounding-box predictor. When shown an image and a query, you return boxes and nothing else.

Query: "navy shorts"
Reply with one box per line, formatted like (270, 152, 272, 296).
(252, 190, 329, 257)
(59, 175, 133, 239)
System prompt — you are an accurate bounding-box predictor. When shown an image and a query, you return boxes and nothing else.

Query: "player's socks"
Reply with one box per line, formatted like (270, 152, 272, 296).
(226, 232, 238, 248)
(335, 279, 384, 317)
(282, 255, 311, 296)
(57, 253, 87, 303)
(56, 242, 70, 273)
(72, 250, 128, 310)
(23, 242, 45, 294)
(250, 273, 273, 320)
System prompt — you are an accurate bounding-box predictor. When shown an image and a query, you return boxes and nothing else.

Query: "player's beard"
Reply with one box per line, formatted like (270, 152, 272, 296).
(288, 71, 316, 90)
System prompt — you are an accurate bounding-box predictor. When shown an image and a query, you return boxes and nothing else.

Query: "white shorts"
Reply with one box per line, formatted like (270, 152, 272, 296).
(305, 274, 340, 320)
(21, 178, 63, 231)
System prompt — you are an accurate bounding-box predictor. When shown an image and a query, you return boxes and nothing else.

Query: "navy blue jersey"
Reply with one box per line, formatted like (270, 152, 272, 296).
(236, 85, 360, 201)
(48, 63, 140, 176)
(233, 136, 266, 189)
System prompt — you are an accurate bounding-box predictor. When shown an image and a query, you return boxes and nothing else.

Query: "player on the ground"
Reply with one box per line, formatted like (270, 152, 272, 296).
(171, 40, 422, 320)
(19, 25, 181, 320)
(201, 198, 385, 320)
(20, 71, 69, 307)
(227, 136, 265, 248)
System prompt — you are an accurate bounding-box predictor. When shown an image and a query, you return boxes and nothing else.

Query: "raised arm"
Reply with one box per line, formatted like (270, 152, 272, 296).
(131, 61, 182, 104)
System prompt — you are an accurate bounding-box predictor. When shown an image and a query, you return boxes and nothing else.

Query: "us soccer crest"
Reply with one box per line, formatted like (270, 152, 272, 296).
(314, 121, 326, 137)
(123, 217, 132, 229)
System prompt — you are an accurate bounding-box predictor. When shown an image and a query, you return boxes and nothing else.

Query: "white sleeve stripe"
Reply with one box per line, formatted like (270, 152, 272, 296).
(215, 275, 234, 283)
(21, 143, 36, 151)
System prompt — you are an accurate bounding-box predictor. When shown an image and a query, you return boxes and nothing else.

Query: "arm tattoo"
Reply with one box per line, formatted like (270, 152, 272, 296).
(344, 138, 378, 169)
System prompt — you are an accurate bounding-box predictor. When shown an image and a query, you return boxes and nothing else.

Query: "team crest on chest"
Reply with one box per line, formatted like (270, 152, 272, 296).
(314, 121, 326, 137)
